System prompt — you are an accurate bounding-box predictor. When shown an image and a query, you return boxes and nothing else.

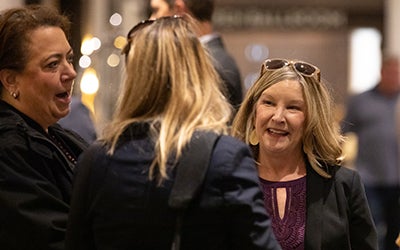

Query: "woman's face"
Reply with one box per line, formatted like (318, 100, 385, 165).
(254, 79, 306, 157)
(14, 26, 76, 129)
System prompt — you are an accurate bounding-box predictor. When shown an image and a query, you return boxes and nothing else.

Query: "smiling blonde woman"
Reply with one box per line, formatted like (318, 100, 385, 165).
(232, 58, 378, 250)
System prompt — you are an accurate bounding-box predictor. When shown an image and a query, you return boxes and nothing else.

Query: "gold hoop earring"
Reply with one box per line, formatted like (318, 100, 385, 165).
(249, 129, 259, 146)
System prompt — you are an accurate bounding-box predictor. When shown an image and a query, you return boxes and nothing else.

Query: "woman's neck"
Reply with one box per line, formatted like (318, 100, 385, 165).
(258, 151, 306, 182)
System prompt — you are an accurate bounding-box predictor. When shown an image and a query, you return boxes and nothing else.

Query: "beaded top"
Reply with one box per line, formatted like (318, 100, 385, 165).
(259, 176, 306, 250)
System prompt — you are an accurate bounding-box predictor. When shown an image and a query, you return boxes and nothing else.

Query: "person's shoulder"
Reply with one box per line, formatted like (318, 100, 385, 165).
(205, 35, 233, 57)
(0, 105, 24, 128)
(0, 129, 28, 151)
(215, 135, 249, 150)
(0, 113, 32, 146)
(348, 87, 376, 101)
(80, 141, 107, 160)
(87, 140, 107, 153)
(310, 164, 359, 183)
(345, 90, 378, 112)
(333, 165, 356, 175)
(207, 135, 258, 183)
(330, 165, 361, 185)
(211, 135, 253, 165)
(0, 122, 39, 161)
(75, 141, 108, 173)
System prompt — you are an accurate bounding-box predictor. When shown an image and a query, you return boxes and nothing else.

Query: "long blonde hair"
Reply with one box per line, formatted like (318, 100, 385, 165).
(101, 16, 232, 182)
(232, 62, 344, 178)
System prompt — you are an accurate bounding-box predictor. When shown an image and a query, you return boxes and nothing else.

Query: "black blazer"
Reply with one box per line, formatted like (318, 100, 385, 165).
(305, 164, 378, 250)
(204, 35, 243, 108)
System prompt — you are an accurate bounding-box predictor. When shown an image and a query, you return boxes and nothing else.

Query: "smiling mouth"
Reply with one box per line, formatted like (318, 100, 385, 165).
(268, 128, 289, 136)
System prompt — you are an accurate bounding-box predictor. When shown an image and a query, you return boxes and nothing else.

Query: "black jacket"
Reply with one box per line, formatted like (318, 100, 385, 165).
(66, 124, 281, 250)
(304, 164, 378, 250)
(205, 35, 243, 109)
(0, 100, 88, 250)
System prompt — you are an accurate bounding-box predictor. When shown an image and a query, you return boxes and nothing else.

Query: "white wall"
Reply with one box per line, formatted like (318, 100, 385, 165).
(385, 0, 400, 57)
(0, 0, 23, 10)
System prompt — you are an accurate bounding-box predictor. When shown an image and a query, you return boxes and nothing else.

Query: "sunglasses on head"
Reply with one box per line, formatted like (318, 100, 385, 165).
(262, 58, 321, 81)
(122, 15, 183, 56)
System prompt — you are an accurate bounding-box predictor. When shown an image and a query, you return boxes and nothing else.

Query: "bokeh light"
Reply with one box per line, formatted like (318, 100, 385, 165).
(80, 68, 99, 95)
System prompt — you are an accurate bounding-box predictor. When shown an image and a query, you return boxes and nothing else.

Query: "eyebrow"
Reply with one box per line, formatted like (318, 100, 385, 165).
(53, 48, 74, 57)
(42, 48, 74, 63)
(260, 92, 304, 103)
(288, 100, 305, 106)
(66, 48, 74, 55)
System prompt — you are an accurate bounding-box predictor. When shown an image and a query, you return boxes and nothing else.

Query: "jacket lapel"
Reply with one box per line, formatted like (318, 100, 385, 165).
(305, 165, 324, 249)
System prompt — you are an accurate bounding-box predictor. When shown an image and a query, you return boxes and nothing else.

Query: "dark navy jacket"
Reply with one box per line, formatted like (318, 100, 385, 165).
(66, 124, 281, 250)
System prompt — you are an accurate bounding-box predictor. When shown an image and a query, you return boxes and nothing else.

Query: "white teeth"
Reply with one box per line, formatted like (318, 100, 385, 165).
(269, 128, 287, 135)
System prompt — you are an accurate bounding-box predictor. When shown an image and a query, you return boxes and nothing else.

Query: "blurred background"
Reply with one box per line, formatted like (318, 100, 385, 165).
(1, 0, 398, 134)
(2, 1, 400, 248)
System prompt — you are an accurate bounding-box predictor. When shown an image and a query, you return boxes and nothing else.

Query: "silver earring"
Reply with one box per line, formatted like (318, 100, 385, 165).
(11, 92, 18, 99)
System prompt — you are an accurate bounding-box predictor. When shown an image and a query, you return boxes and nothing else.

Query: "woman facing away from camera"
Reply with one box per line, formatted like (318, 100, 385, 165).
(231, 58, 378, 250)
(0, 5, 88, 250)
(66, 16, 281, 250)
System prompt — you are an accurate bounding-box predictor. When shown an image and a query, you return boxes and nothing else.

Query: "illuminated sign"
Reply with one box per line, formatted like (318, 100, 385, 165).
(214, 7, 348, 30)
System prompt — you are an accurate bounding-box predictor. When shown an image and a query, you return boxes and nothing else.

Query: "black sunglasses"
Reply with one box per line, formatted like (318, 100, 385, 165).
(262, 58, 321, 81)
(122, 15, 183, 56)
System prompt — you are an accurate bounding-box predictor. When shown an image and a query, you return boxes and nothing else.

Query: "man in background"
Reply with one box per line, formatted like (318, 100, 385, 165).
(342, 56, 400, 250)
(149, 0, 174, 19)
(149, 0, 243, 110)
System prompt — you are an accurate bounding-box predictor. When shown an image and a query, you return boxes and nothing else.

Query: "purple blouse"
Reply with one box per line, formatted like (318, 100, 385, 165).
(259, 176, 306, 250)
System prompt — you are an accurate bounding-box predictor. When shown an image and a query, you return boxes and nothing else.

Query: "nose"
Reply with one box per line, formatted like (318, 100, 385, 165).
(271, 107, 285, 123)
(61, 61, 77, 82)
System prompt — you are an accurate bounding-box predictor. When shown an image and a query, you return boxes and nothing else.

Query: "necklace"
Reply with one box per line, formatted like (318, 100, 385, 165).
(50, 134, 77, 165)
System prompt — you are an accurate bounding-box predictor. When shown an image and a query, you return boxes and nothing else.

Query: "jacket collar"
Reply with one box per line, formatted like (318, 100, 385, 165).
(305, 163, 325, 249)
(0, 100, 46, 134)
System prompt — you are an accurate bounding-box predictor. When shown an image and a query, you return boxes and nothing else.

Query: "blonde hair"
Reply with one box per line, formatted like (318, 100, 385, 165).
(231, 63, 344, 178)
(101, 16, 231, 183)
